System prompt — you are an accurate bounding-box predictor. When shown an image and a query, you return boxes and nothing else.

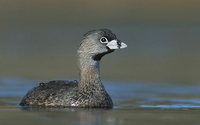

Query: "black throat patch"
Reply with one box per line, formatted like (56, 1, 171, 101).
(92, 47, 114, 61)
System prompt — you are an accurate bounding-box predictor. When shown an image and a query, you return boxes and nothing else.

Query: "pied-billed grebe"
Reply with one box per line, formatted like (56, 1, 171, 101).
(20, 29, 127, 108)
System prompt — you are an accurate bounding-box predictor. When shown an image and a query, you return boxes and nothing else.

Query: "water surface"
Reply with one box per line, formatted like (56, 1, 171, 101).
(1, 77, 200, 125)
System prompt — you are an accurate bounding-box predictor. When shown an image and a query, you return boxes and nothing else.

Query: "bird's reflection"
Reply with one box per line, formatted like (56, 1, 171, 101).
(19, 106, 116, 125)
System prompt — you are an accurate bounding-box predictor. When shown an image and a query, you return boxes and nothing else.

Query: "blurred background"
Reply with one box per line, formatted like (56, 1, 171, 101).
(0, 0, 200, 84)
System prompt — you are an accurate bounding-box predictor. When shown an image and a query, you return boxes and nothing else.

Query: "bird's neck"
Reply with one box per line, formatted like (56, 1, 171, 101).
(78, 52, 104, 89)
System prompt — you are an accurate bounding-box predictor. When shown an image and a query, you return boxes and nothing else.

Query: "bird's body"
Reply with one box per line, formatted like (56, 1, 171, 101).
(20, 29, 127, 108)
(20, 80, 113, 108)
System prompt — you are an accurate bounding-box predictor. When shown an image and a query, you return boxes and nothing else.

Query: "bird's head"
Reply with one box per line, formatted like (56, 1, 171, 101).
(78, 29, 127, 61)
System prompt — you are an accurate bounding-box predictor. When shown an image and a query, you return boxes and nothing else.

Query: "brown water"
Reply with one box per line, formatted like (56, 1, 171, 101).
(1, 0, 200, 83)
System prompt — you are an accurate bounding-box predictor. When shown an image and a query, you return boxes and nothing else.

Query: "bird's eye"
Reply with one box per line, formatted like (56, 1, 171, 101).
(100, 37, 108, 43)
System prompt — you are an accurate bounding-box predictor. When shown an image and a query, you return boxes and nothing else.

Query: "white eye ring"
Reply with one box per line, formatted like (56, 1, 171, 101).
(100, 37, 109, 44)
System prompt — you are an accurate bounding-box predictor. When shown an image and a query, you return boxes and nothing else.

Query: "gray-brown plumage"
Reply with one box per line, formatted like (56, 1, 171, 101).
(19, 29, 127, 108)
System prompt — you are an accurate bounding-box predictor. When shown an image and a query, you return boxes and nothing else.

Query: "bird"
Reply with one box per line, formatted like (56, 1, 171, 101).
(19, 29, 127, 108)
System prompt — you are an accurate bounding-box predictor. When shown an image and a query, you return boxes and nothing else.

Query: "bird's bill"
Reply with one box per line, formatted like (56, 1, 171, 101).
(106, 40, 127, 50)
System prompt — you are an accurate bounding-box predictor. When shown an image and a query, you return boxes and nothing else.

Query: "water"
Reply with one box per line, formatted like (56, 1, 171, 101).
(1, 77, 200, 125)
(1, 0, 200, 83)
(1, 0, 200, 124)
